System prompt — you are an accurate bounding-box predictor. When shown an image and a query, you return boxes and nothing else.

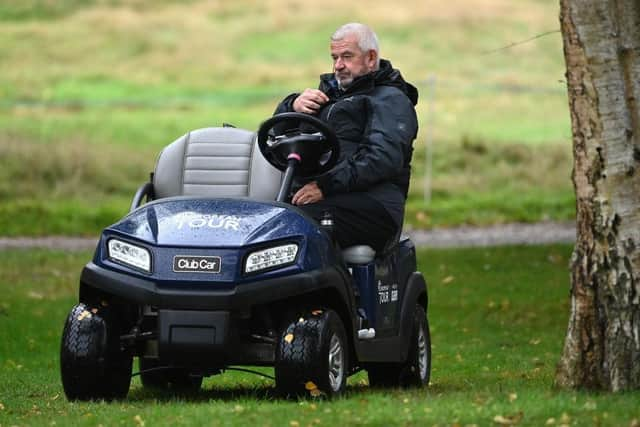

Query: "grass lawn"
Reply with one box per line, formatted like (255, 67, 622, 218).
(0, 0, 576, 235)
(1, 245, 639, 426)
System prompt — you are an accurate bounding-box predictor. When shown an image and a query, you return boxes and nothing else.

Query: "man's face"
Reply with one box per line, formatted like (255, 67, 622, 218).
(331, 34, 377, 89)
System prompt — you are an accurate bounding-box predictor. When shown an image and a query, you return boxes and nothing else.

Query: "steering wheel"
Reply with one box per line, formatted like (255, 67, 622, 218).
(257, 112, 340, 178)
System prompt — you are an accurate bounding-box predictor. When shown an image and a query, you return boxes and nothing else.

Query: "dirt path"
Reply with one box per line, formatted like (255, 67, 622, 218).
(0, 221, 575, 251)
(406, 221, 575, 248)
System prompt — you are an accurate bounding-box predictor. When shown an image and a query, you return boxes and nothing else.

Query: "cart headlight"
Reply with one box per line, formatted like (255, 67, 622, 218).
(245, 243, 298, 273)
(107, 239, 151, 273)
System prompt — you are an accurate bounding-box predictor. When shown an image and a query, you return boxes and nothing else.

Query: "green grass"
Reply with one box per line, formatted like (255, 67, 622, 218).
(0, 0, 574, 236)
(1, 245, 639, 425)
(0, 133, 575, 236)
(407, 139, 575, 228)
(0, 0, 197, 21)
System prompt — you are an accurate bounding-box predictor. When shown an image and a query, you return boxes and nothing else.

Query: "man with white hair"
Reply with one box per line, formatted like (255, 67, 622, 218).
(274, 23, 419, 252)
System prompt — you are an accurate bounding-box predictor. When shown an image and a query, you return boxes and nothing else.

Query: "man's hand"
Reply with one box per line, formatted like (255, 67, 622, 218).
(293, 89, 329, 115)
(291, 181, 324, 205)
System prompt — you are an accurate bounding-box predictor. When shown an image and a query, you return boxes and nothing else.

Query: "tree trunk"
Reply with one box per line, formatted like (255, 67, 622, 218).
(555, 0, 640, 391)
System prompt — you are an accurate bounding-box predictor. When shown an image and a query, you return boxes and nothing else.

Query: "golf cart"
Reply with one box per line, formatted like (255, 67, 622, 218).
(59, 112, 430, 399)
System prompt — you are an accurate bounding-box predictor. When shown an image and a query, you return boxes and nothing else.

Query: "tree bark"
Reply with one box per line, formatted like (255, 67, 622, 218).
(555, 0, 640, 391)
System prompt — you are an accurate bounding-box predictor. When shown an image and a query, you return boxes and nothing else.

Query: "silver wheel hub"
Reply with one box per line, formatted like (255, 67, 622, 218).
(328, 333, 344, 391)
(417, 324, 428, 380)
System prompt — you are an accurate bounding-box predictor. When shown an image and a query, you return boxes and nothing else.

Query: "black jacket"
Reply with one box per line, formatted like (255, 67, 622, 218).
(274, 59, 419, 228)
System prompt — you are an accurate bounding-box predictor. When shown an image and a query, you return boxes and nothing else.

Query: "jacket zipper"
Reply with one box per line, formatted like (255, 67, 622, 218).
(326, 102, 338, 121)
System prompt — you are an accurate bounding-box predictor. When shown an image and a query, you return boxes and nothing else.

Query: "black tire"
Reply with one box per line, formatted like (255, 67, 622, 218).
(275, 309, 348, 398)
(60, 303, 132, 401)
(139, 358, 203, 391)
(139, 358, 168, 388)
(367, 304, 431, 388)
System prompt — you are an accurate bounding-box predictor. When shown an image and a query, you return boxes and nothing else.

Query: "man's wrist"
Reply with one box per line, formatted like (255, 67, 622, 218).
(315, 175, 332, 196)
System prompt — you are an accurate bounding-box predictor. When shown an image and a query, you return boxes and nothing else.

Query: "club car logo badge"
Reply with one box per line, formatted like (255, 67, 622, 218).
(173, 255, 221, 273)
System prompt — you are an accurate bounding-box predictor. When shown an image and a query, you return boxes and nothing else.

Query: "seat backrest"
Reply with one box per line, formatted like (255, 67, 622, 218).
(153, 127, 281, 200)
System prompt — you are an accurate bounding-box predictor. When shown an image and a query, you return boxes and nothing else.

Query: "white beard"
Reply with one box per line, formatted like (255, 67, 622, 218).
(336, 75, 353, 91)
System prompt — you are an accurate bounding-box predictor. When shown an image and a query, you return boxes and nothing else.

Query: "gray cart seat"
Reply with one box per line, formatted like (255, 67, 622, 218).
(153, 127, 281, 200)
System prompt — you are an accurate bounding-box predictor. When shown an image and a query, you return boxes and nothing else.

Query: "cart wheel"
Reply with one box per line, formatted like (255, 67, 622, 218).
(60, 303, 132, 400)
(367, 304, 431, 388)
(275, 309, 348, 398)
(139, 358, 203, 391)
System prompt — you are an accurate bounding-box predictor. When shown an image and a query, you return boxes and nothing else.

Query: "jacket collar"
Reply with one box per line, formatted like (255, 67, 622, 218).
(319, 59, 418, 105)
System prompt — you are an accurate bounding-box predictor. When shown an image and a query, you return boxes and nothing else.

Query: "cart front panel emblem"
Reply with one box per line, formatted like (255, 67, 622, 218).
(173, 255, 221, 273)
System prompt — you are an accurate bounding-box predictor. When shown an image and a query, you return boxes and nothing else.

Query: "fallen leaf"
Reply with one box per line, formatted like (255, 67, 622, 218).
(494, 415, 510, 425)
(305, 381, 323, 397)
(493, 412, 523, 425)
(547, 254, 562, 264)
(529, 339, 541, 345)
(233, 405, 244, 413)
(284, 334, 294, 343)
(133, 415, 145, 427)
(27, 291, 44, 300)
(545, 418, 556, 425)
(630, 418, 639, 427)
(77, 310, 92, 321)
(290, 421, 300, 427)
(508, 393, 517, 402)
(442, 275, 455, 284)
(0, 402, 4, 410)
(7, 360, 23, 370)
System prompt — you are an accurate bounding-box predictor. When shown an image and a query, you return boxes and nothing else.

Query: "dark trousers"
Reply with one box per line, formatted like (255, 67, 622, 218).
(298, 193, 397, 252)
